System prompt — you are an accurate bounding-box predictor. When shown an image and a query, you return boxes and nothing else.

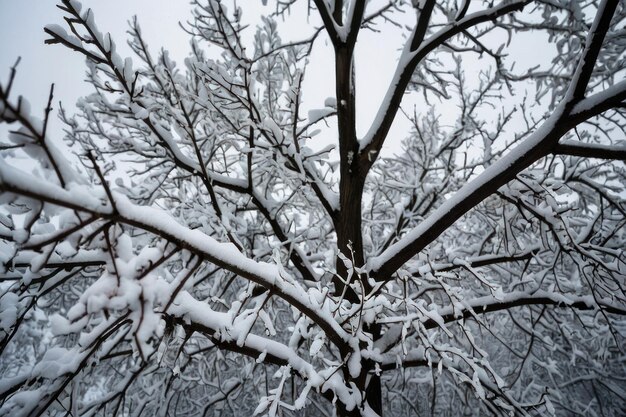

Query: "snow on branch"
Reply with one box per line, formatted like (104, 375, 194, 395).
(0, 160, 351, 353)
(1, 0, 625, 416)
(368, 0, 622, 280)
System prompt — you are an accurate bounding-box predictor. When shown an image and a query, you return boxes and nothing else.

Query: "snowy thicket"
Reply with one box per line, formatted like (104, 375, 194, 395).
(0, 0, 625, 416)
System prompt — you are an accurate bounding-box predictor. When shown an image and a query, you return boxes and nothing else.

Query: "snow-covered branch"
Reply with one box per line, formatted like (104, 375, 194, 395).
(1, 1, 624, 416)
(368, 0, 621, 280)
(0, 161, 351, 354)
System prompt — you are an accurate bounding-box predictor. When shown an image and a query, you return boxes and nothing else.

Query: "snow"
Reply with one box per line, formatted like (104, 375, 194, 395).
(324, 97, 337, 108)
(367, 100, 568, 274)
(1, 159, 353, 351)
(32, 347, 82, 379)
(0, 160, 106, 213)
(44, 24, 83, 49)
(169, 292, 323, 386)
(309, 336, 325, 357)
(570, 79, 626, 117)
(2, 1, 624, 415)
(0, 292, 18, 332)
(308, 107, 335, 124)
(115, 205, 312, 334)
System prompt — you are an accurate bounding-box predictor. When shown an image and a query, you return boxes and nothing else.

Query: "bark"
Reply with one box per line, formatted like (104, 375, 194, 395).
(333, 44, 364, 303)
(332, 41, 384, 416)
(331, 38, 384, 416)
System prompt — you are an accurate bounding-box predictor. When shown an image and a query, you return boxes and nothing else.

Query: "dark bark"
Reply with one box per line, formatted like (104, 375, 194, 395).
(336, 403, 365, 417)
(333, 44, 364, 303)
(332, 40, 383, 416)
(363, 323, 383, 414)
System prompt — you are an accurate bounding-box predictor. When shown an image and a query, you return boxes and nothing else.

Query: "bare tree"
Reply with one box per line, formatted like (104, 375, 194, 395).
(1, 0, 625, 416)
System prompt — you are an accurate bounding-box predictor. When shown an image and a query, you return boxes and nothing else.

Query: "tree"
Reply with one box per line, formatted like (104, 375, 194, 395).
(0, 0, 625, 415)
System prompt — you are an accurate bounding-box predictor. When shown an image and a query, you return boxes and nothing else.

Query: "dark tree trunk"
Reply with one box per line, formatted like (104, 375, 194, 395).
(363, 323, 383, 414)
(332, 42, 384, 416)
(332, 43, 363, 303)
(336, 404, 364, 417)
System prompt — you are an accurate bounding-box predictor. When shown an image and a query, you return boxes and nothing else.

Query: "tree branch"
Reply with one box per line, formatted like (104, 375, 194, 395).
(368, 0, 620, 280)
(554, 139, 626, 161)
(313, 0, 340, 44)
(0, 161, 352, 355)
(359, 1, 531, 169)
(565, 0, 621, 102)
(427, 290, 626, 329)
(168, 292, 319, 378)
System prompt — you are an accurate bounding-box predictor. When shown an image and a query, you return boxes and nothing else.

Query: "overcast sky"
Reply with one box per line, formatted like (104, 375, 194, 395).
(0, 1, 424, 152)
(0, 1, 195, 138)
(0, 0, 560, 161)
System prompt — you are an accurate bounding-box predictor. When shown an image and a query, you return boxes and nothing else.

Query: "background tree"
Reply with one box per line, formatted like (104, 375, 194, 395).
(0, 0, 625, 416)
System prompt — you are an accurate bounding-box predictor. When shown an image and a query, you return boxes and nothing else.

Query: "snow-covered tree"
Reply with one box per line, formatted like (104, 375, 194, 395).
(1, 0, 625, 416)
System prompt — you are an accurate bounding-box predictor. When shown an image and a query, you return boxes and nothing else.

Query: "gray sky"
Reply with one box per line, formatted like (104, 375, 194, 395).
(0, 1, 559, 161)
(0, 1, 193, 137)
(0, 1, 418, 151)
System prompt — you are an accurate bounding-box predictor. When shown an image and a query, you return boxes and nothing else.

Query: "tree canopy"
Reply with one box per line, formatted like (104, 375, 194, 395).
(0, 0, 625, 416)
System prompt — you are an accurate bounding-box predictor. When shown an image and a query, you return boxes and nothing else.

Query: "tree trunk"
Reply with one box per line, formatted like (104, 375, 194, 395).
(332, 38, 385, 416)
(364, 323, 383, 414)
(332, 42, 363, 301)
(336, 404, 365, 417)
